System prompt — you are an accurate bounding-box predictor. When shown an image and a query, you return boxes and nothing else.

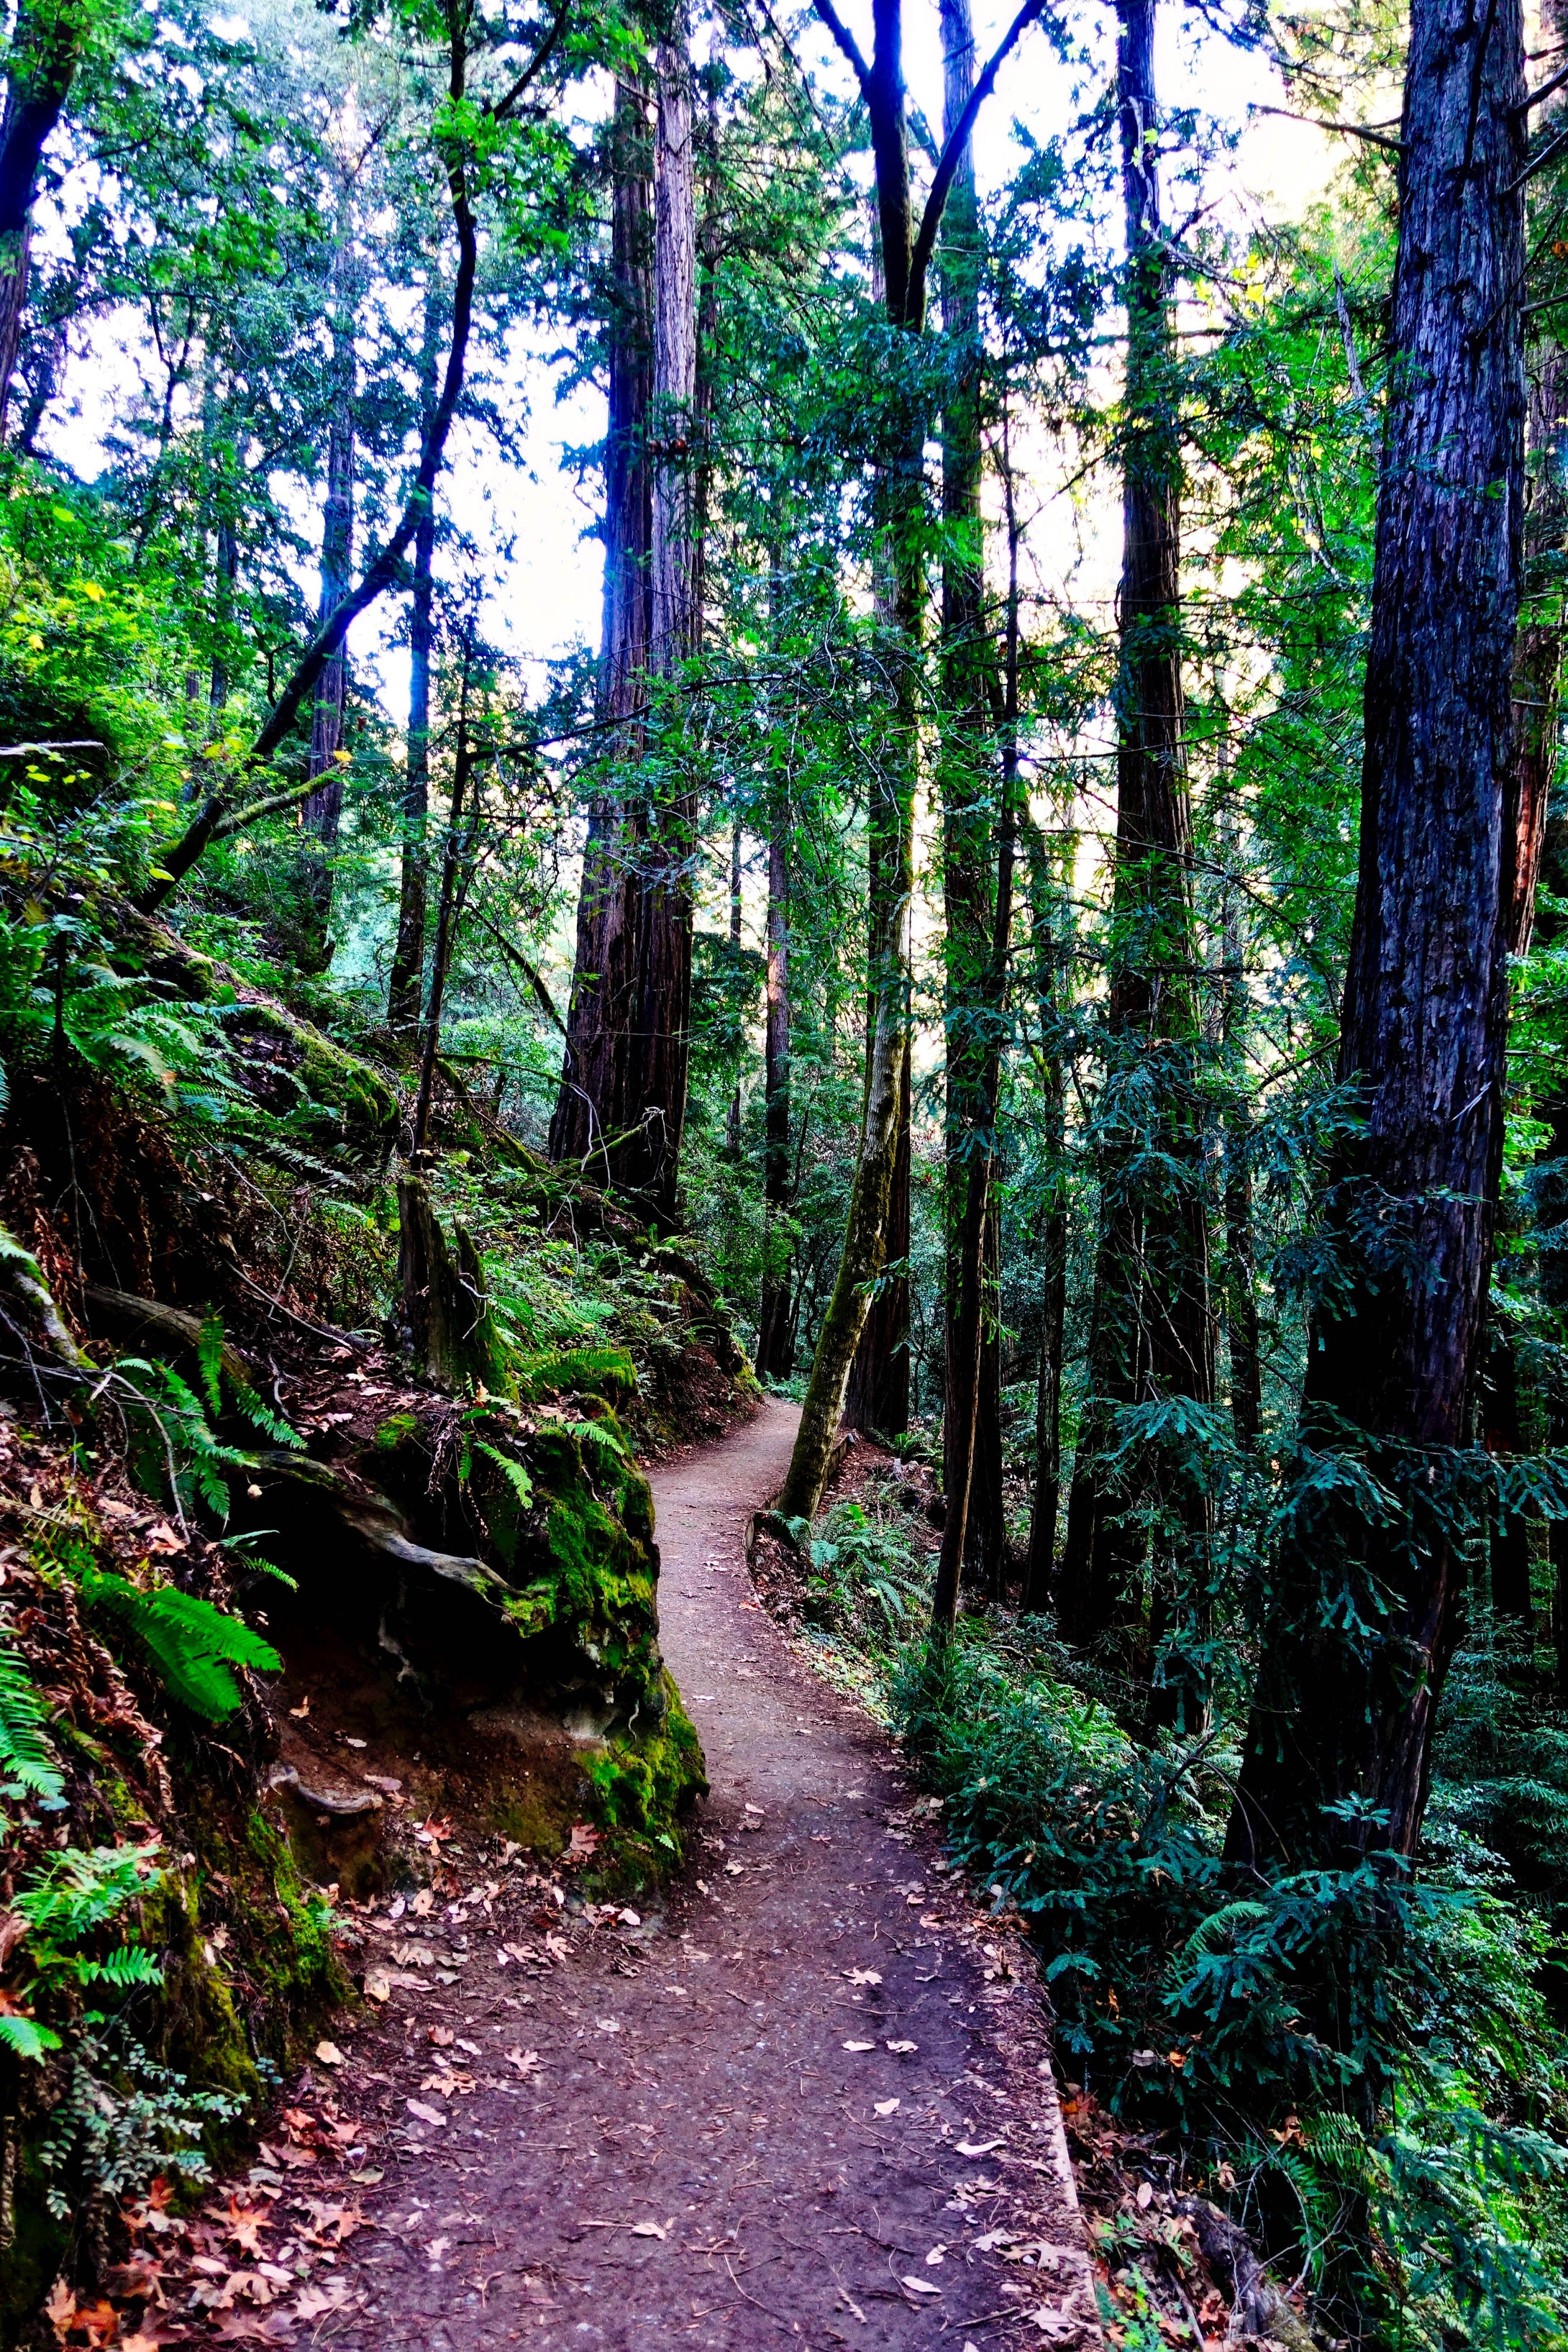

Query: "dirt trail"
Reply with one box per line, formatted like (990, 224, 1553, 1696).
(299, 1400, 1099, 2350)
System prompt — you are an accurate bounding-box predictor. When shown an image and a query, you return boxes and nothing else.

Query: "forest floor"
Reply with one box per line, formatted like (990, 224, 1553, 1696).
(145, 1397, 1100, 2351)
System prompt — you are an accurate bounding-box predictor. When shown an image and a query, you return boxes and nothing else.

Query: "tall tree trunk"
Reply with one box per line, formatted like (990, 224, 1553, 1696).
(1217, 732, 1262, 1447)
(931, 521, 1017, 1639)
(0, 0, 87, 439)
(726, 811, 743, 1156)
(411, 696, 477, 1163)
(621, 12, 698, 1223)
(389, 503, 436, 1038)
(550, 80, 654, 1180)
(296, 272, 355, 973)
(1021, 816, 1072, 1613)
(1226, 0, 1526, 1872)
(934, 0, 1000, 1573)
(551, 35, 697, 1226)
(756, 739, 793, 1377)
(787, 0, 1041, 1518)
(1058, 0, 1213, 1700)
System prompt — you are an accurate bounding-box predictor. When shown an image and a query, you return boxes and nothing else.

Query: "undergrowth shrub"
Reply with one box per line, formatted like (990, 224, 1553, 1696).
(785, 1482, 931, 1644)
(891, 1634, 1568, 2349)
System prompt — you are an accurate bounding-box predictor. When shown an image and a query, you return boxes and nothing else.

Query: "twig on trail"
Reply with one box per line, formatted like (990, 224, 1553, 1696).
(724, 2252, 794, 2334)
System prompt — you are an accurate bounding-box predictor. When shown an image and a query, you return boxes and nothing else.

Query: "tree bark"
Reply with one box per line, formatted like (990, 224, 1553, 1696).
(1218, 739, 1262, 1447)
(411, 701, 477, 1163)
(787, 0, 1041, 1517)
(755, 743, 794, 1377)
(388, 503, 436, 1037)
(550, 78, 654, 1180)
(551, 32, 698, 1226)
(931, 450, 1020, 1640)
(1226, 0, 1526, 1872)
(1021, 816, 1071, 1613)
(622, 14, 698, 1222)
(1058, 0, 1213, 1702)
(0, 0, 88, 439)
(388, 288, 445, 1037)
(935, 0, 999, 1574)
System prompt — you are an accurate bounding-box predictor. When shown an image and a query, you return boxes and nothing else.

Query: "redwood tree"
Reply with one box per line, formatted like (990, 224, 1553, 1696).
(550, 21, 700, 1224)
(1226, 0, 1527, 1871)
(1058, 0, 1215, 1708)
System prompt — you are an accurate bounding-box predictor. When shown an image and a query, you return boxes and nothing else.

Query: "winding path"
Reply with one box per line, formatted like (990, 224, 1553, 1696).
(324, 1399, 1098, 2350)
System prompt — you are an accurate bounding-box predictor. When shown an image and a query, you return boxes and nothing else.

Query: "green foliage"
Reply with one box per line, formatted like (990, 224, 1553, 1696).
(0, 1843, 165, 2066)
(78, 1569, 281, 1721)
(787, 1490, 931, 1642)
(0, 1629, 64, 1803)
(893, 1636, 1568, 2351)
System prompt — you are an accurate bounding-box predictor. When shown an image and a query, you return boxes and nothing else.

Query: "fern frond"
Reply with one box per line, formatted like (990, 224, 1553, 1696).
(0, 2012, 61, 2062)
(196, 1310, 224, 1417)
(81, 1572, 280, 1721)
(473, 1440, 534, 1508)
(0, 1631, 64, 1802)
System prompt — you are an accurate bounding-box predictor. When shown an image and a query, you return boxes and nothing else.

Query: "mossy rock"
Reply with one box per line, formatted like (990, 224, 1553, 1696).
(584, 1669, 706, 1888)
(223, 1000, 399, 1164)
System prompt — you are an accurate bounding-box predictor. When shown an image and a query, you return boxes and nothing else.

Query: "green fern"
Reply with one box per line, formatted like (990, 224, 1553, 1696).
(0, 1631, 65, 1803)
(112, 1354, 253, 1518)
(0, 2013, 61, 2061)
(81, 1571, 281, 1721)
(196, 1310, 224, 1417)
(1173, 1901, 1270, 1970)
(473, 1439, 534, 1508)
(515, 1343, 637, 1403)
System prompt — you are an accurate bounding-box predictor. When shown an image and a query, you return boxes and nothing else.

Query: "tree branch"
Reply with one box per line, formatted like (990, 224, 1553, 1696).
(1249, 104, 1404, 152)
(808, 0, 872, 101)
(908, 0, 1047, 316)
(491, 0, 572, 124)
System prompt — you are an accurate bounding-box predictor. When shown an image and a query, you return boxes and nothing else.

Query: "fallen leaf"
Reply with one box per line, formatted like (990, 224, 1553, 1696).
(409, 1890, 434, 1918)
(956, 2138, 1002, 2156)
(885, 2038, 917, 2054)
(288, 1697, 311, 1719)
(405, 2098, 446, 2125)
(631, 2220, 667, 2238)
(348, 2167, 383, 2185)
(873, 2098, 900, 2116)
(901, 2275, 941, 2297)
(43, 2278, 76, 2340)
(845, 1969, 882, 1987)
(596, 2018, 623, 2036)
(564, 1822, 600, 1864)
(219, 2199, 272, 2255)
(926, 2246, 947, 2265)
(427, 2025, 455, 2046)
(505, 2046, 542, 2077)
(419, 2069, 475, 2095)
(842, 2041, 875, 2053)
(119, 2333, 165, 2352)
(313, 2040, 345, 2068)
(363, 1969, 391, 2002)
